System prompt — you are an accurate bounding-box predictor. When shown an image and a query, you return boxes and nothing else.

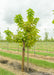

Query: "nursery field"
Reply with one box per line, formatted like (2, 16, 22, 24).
(0, 42, 54, 51)
(0, 42, 54, 75)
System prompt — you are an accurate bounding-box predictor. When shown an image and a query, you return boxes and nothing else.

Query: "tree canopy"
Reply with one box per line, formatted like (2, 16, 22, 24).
(4, 29, 13, 42)
(14, 8, 40, 47)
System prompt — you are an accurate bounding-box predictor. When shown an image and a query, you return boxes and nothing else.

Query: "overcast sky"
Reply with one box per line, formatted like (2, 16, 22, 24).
(0, 0, 54, 39)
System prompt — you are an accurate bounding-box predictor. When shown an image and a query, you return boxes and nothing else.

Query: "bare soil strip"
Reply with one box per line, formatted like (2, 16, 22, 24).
(0, 49, 54, 63)
(0, 56, 29, 75)
(0, 56, 54, 75)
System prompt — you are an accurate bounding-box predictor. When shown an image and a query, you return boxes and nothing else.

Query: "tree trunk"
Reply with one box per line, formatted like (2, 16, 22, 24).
(27, 46, 29, 72)
(22, 41, 25, 72)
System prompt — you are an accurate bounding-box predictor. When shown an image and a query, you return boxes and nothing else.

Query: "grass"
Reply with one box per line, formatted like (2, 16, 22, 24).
(1, 47, 54, 57)
(33, 52, 54, 57)
(0, 67, 15, 75)
(0, 51, 54, 69)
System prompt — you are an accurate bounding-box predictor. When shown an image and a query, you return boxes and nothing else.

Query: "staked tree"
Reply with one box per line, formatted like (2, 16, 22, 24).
(14, 8, 40, 72)
(4, 29, 13, 42)
(4, 29, 13, 50)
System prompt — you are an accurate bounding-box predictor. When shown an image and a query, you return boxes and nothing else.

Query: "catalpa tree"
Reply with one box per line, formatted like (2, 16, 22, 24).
(14, 8, 40, 72)
(4, 29, 13, 42)
(4, 29, 13, 50)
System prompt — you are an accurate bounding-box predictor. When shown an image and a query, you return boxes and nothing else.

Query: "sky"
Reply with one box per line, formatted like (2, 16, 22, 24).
(0, 0, 54, 39)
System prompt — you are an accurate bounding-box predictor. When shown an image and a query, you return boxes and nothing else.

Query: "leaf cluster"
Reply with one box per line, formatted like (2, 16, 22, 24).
(4, 30, 13, 42)
(14, 8, 40, 47)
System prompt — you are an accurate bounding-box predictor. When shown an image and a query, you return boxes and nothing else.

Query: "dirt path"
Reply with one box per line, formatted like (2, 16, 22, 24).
(0, 56, 54, 75)
(0, 49, 54, 63)
(0, 56, 29, 75)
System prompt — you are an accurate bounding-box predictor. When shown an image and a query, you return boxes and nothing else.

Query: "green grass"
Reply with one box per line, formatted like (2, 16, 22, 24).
(35, 52, 54, 57)
(0, 51, 54, 69)
(1, 47, 54, 57)
(0, 67, 15, 75)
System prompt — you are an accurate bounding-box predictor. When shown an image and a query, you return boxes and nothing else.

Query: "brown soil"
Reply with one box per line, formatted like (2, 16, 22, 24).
(0, 49, 54, 63)
(0, 56, 29, 75)
(0, 56, 53, 75)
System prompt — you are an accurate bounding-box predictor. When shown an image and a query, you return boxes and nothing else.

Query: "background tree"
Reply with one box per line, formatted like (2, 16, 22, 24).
(14, 8, 40, 72)
(50, 37, 54, 42)
(44, 32, 48, 41)
(4, 29, 13, 42)
(4, 29, 13, 50)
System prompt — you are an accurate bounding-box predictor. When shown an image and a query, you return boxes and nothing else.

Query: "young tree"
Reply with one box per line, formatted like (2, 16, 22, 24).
(4, 29, 13, 50)
(4, 29, 13, 42)
(14, 8, 40, 72)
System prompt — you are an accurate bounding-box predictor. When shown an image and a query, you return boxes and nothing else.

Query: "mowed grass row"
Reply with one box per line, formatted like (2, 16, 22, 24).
(0, 67, 15, 75)
(1, 47, 54, 57)
(0, 51, 54, 69)
(0, 42, 54, 51)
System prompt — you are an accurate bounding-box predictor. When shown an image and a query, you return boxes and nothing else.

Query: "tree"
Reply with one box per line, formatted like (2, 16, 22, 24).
(4, 29, 13, 50)
(14, 8, 40, 72)
(52, 20, 54, 24)
(44, 32, 48, 41)
(50, 37, 54, 42)
(4, 29, 13, 42)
